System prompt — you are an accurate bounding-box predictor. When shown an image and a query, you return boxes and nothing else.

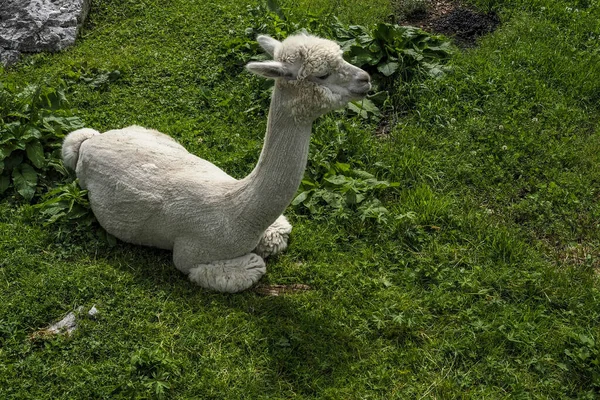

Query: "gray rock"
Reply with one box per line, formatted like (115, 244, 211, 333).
(47, 310, 79, 335)
(0, 0, 91, 67)
(87, 305, 99, 318)
(0, 48, 21, 65)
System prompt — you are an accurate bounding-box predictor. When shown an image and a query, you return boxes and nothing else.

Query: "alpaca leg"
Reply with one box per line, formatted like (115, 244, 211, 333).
(254, 215, 292, 258)
(187, 253, 266, 293)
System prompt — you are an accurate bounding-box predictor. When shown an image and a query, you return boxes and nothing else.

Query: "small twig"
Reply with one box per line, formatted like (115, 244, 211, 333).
(253, 284, 311, 296)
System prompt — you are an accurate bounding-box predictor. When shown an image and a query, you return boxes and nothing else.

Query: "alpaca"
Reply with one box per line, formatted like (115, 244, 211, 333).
(61, 33, 371, 293)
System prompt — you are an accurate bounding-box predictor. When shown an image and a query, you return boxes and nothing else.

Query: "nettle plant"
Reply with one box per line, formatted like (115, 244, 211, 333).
(0, 82, 84, 201)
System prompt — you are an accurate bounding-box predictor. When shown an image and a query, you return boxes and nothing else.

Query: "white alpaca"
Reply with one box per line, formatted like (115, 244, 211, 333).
(61, 33, 371, 293)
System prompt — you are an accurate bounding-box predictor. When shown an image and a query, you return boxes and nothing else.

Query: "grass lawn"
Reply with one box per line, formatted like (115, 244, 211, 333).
(1, 0, 599, 398)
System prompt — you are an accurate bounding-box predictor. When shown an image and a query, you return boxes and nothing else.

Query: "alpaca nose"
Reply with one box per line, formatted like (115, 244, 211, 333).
(357, 71, 371, 84)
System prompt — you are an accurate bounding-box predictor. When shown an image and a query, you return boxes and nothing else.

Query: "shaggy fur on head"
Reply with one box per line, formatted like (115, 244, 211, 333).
(62, 128, 99, 170)
(248, 33, 371, 122)
(61, 33, 370, 293)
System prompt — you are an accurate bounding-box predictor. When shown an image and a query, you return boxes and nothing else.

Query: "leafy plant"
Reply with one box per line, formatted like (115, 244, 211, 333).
(34, 180, 95, 226)
(113, 348, 182, 399)
(292, 161, 399, 222)
(334, 22, 452, 86)
(0, 82, 84, 201)
(63, 63, 121, 91)
(24, 179, 117, 246)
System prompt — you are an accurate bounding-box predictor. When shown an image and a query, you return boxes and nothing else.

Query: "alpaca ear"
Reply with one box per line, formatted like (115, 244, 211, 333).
(256, 35, 280, 57)
(246, 61, 292, 79)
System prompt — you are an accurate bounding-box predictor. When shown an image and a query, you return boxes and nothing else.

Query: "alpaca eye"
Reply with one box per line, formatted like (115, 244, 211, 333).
(316, 73, 330, 80)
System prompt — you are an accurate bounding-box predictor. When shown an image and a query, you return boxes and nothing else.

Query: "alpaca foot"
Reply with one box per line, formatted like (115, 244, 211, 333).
(255, 215, 292, 258)
(187, 253, 266, 293)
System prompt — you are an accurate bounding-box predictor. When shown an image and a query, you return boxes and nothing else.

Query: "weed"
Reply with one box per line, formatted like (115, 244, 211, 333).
(33, 180, 93, 226)
(0, 82, 84, 201)
(63, 63, 122, 91)
(293, 161, 399, 222)
(335, 20, 452, 85)
(112, 348, 182, 399)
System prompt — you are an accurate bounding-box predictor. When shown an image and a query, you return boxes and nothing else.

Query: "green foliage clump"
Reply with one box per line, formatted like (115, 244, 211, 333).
(113, 348, 182, 399)
(63, 63, 122, 91)
(33, 180, 91, 225)
(293, 161, 399, 223)
(0, 83, 84, 201)
(393, 0, 431, 20)
(335, 22, 452, 84)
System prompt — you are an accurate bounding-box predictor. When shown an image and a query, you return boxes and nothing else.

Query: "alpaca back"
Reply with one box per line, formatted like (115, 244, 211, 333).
(67, 126, 238, 250)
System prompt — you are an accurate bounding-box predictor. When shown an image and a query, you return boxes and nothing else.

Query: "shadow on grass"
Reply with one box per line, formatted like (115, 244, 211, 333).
(101, 242, 373, 395)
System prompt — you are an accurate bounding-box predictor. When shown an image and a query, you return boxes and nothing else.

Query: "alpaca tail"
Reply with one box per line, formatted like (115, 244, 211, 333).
(61, 128, 100, 171)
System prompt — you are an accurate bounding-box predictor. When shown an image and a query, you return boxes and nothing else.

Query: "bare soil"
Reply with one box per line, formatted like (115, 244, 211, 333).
(397, 0, 500, 47)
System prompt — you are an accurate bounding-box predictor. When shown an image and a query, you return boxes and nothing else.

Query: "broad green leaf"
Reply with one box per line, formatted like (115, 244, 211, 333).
(6, 111, 29, 120)
(348, 99, 381, 119)
(347, 102, 368, 119)
(0, 144, 15, 159)
(292, 190, 312, 206)
(373, 23, 395, 43)
(368, 42, 381, 54)
(12, 163, 37, 200)
(402, 48, 424, 61)
(324, 175, 350, 186)
(378, 61, 399, 77)
(0, 131, 16, 144)
(20, 126, 42, 141)
(334, 162, 351, 173)
(46, 211, 67, 224)
(320, 191, 343, 208)
(300, 179, 317, 188)
(338, 38, 356, 53)
(42, 115, 85, 133)
(427, 66, 445, 78)
(40, 204, 67, 217)
(352, 170, 376, 180)
(348, 45, 379, 67)
(345, 191, 358, 205)
(354, 34, 374, 46)
(25, 141, 46, 168)
(0, 160, 3, 174)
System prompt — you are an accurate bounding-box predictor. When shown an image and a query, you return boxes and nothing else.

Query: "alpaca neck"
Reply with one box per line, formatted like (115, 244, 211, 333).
(236, 84, 313, 231)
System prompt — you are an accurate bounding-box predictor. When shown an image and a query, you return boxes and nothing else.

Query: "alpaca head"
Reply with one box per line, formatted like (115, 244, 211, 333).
(246, 33, 371, 121)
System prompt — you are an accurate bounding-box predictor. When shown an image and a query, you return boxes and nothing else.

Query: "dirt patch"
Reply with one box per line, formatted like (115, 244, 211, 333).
(554, 243, 599, 272)
(396, 0, 500, 47)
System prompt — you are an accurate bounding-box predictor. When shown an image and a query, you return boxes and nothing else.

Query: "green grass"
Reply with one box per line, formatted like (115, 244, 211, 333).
(1, 0, 600, 398)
